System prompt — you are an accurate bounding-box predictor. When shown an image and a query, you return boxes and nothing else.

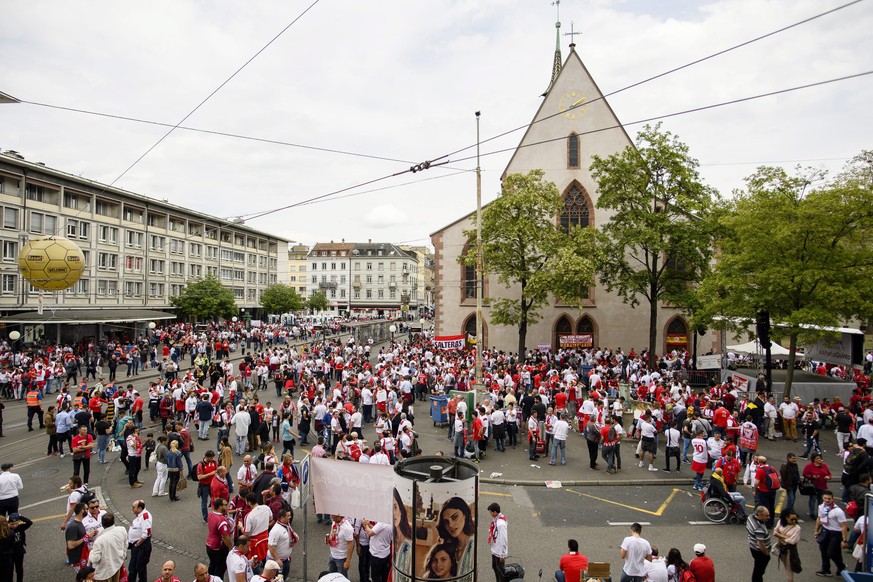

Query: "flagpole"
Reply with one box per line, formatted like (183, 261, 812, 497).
(475, 111, 484, 403)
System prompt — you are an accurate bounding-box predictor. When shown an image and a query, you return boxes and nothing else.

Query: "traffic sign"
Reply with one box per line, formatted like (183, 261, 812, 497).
(299, 454, 311, 503)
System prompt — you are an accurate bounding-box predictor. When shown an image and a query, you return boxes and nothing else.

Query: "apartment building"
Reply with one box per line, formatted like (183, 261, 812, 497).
(308, 240, 419, 317)
(0, 150, 289, 325)
(287, 243, 310, 299)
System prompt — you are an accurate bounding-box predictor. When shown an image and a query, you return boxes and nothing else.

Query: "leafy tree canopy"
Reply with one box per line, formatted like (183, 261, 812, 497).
(260, 283, 304, 315)
(699, 151, 873, 395)
(306, 289, 330, 313)
(591, 123, 720, 361)
(169, 275, 236, 321)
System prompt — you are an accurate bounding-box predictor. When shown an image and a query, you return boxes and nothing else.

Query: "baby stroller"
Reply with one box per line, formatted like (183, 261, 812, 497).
(700, 479, 746, 524)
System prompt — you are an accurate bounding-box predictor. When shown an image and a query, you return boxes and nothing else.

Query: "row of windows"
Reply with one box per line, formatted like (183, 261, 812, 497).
(310, 261, 416, 272)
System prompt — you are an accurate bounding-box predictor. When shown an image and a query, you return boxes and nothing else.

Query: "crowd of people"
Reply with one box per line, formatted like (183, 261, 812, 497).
(3, 318, 873, 581)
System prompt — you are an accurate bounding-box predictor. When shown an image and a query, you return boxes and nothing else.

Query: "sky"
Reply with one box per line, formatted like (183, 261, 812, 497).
(1, 0, 871, 251)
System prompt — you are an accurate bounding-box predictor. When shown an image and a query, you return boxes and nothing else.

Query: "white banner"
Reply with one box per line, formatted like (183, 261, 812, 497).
(312, 457, 394, 523)
(433, 334, 465, 350)
(695, 354, 722, 370)
(807, 334, 852, 366)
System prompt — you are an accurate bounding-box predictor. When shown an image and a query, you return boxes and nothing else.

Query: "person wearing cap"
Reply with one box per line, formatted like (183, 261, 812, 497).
(689, 543, 715, 582)
(196, 451, 219, 523)
(8, 511, 32, 582)
(250, 559, 281, 581)
(0, 463, 23, 517)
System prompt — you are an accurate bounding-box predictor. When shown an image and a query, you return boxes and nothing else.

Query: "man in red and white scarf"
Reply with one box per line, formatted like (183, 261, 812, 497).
(487, 503, 509, 582)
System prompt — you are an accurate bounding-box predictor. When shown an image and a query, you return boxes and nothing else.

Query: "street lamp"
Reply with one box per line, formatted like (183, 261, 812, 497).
(232, 316, 238, 323)
(389, 324, 396, 342)
(9, 330, 20, 359)
(148, 321, 156, 330)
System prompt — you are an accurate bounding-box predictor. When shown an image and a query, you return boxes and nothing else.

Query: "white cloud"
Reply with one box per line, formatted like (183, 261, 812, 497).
(0, 0, 870, 246)
(364, 204, 409, 229)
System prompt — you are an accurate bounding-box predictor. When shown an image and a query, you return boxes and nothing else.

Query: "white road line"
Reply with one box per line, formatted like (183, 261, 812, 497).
(7, 456, 51, 470)
(0, 433, 46, 450)
(687, 521, 718, 525)
(608, 521, 651, 526)
(18, 494, 69, 510)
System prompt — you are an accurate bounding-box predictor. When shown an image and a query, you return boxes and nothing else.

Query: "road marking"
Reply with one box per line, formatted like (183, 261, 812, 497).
(481, 491, 512, 497)
(774, 490, 786, 514)
(18, 494, 68, 510)
(608, 521, 651, 526)
(687, 521, 718, 525)
(0, 433, 45, 450)
(32, 512, 68, 523)
(565, 487, 683, 517)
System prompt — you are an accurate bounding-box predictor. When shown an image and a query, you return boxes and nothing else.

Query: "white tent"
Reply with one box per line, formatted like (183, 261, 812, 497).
(726, 339, 804, 358)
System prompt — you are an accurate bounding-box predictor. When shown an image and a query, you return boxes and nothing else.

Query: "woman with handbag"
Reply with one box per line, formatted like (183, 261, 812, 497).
(773, 508, 802, 581)
(802, 453, 832, 519)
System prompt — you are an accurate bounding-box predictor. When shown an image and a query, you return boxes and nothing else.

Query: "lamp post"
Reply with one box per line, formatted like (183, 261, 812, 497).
(9, 330, 20, 363)
(474, 111, 484, 403)
(389, 324, 396, 343)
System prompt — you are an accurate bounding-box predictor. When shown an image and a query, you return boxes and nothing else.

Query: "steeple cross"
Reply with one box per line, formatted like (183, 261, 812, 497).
(564, 21, 582, 45)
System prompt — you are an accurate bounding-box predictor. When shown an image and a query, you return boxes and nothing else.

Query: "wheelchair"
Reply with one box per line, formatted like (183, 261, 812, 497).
(700, 483, 747, 524)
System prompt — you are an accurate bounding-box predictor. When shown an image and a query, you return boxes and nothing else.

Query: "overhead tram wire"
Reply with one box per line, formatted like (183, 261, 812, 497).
(106, 0, 322, 188)
(446, 70, 873, 166)
(440, 0, 868, 160)
(239, 69, 873, 223)
(43, 0, 322, 239)
(22, 0, 863, 195)
(19, 100, 413, 166)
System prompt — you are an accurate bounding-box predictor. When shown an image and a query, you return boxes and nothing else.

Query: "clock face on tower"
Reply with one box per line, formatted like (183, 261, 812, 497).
(558, 89, 589, 119)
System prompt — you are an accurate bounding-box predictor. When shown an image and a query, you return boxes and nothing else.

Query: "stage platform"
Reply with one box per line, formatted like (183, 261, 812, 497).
(724, 367, 856, 402)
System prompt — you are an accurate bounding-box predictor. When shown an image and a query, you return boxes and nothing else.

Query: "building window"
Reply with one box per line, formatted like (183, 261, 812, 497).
(29, 212, 57, 235)
(378, 289, 384, 298)
(1, 274, 16, 294)
(125, 256, 143, 272)
(149, 259, 165, 275)
(366, 289, 372, 298)
(123, 207, 144, 223)
(124, 281, 142, 297)
(150, 235, 165, 251)
(126, 230, 144, 248)
(366, 262, 372, 270)
(390, 290, 396, 299)
(366, 275, 372, 284)
(560, 182, 591, 232)
(354, 290, 360, 299)
(2, 207, 18, 230)
(567, 133, 580, 168)
(2, 240, 17, 261)
(149, 283, 165, 298)
(98, 252, 118, 271)
(99, 225, 118, 244)
(189, 243, 201, 257)
(25, 183, 46, 202)
(66, 219, 89, 240)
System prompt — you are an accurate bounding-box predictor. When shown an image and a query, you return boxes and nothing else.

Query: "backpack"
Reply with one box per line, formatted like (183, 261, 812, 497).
(761, 465, 781, 490)
(349, 442, 362, 462)
(77, 486, 96, 506)
(678, 566, 697, 582)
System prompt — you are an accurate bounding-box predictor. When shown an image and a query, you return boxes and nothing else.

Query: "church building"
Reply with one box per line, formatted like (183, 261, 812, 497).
(431, 22, 717, 357)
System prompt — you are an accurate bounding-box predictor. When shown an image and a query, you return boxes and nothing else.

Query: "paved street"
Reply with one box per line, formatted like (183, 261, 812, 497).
(0, 351, 849, 581)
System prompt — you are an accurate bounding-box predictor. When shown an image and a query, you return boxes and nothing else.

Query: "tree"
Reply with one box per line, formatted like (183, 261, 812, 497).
(462, 170, 601, 355)
(306, 289, 330, 313)
(260, 283, 304, 315)
(590, 123, 719, 365)
(169, 275, 236, 321)
(699, 153, 873, 396)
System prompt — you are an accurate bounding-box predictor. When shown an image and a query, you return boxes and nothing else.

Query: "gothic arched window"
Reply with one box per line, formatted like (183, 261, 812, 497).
(560, 182, 591, 232)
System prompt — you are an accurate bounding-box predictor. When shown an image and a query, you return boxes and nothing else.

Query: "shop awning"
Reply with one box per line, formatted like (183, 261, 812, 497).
(0, 309, 177, 325)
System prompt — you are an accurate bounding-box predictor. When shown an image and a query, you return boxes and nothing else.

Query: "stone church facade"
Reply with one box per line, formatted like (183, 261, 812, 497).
(431, 41, 717, 357)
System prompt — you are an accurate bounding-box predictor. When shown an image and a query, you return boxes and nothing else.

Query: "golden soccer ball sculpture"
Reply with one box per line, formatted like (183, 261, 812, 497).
(18, 236, 86, 291)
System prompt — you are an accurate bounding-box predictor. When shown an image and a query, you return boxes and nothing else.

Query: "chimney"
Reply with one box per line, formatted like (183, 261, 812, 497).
(368, 239, 372, 244)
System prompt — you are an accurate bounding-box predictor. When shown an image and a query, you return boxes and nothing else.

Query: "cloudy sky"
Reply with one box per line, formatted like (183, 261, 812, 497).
(2, 0, 870, 250)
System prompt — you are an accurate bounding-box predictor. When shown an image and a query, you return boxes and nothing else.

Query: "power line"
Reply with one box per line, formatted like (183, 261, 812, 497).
(238, 69, 872, 222)
(442, 0, 867, 159)
(108, 0, 322, 188)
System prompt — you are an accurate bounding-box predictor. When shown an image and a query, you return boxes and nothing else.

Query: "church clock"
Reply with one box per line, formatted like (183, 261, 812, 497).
(558, 89, 588, 119)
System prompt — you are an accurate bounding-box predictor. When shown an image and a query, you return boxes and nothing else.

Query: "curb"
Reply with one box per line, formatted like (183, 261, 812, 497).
(480, 477, 695, 487)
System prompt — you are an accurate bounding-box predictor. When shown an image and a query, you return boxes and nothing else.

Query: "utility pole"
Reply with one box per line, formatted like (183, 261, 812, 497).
(475, 111, 484, 403)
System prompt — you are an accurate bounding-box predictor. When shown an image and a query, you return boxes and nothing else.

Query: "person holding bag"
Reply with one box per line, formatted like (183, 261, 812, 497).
(801, 453, 831, 520)
(773, 508, 802, 581)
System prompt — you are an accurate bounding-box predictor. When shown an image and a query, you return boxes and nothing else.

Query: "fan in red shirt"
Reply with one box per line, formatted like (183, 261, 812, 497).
(555, 539, 588, 582)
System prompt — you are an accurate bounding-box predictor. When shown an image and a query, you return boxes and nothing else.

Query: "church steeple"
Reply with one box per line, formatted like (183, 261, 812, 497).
(542, 0, 562, 97)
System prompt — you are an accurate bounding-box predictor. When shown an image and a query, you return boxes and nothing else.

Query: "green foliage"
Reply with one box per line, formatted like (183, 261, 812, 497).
(306, 289, 330, 313)
(699, 153, 873, 395)
(169, 275, 236, 321)
(260, 283, 304, 315)
(591, 123, 719, 361)
(462, 170, 600, 354)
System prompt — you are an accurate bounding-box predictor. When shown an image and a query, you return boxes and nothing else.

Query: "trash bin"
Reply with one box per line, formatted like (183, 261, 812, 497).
(430, 395, 449, 426)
